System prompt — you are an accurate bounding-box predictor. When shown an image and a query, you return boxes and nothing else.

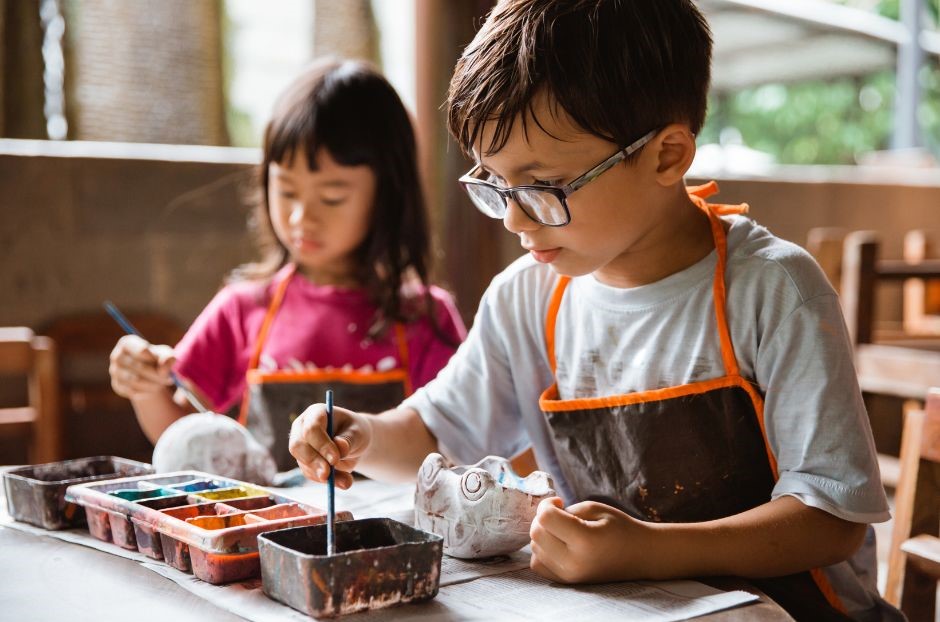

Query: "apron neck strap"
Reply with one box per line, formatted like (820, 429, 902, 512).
(394, 322, 413, 396)
(248, 263, 297, 370)
(687, 182, 746, 376)
(545, 275, 571, 374)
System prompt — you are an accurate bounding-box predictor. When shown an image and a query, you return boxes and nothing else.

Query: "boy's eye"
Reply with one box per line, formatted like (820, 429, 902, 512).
(485, 172, 506, 187)
(533, 178, 561, 187)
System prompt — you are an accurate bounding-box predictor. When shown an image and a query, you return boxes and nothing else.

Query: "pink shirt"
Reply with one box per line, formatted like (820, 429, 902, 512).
(174, 265, 466, 413)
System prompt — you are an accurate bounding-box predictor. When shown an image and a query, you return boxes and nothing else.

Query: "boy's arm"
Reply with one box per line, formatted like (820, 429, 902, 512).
(355, 407, 440, 482)
(289, 405, 438, 488)
(530, 495, 867, 584)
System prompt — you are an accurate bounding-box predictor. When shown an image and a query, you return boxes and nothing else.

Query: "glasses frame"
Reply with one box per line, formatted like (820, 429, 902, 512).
(458, 129, 658, 227)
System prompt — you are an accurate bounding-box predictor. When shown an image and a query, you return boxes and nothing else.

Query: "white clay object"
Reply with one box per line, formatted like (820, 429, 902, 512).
(152, 412, 277, 485)
(414, 452, 555, 558)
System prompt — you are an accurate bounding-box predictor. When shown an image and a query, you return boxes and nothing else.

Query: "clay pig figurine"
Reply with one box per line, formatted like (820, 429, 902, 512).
(414, 452, 555, 559)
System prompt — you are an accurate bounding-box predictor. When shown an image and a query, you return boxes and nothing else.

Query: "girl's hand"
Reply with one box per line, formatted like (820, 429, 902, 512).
(109, 335, 176, 400)
(529, 497, 661, 584)
(288, 404, 373, 489)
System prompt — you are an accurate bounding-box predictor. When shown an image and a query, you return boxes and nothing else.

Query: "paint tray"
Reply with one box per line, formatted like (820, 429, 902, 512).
(65, 471, 352, 584)
(258, 518, 443, 617)
(2, 456, 153, 529)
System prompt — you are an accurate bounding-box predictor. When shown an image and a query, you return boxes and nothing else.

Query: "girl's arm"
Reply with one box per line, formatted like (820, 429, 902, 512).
(130, 385, 212, 444)
(529, 495, 867, 584)
(110, 334, 214, 444)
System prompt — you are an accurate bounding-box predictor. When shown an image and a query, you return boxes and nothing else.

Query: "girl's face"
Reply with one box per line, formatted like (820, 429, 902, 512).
(268, 147, 376, 284)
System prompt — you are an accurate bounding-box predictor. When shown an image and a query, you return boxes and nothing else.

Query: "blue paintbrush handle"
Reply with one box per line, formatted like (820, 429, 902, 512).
(103, 301, 209, 413)
(326, 389, 336, 556)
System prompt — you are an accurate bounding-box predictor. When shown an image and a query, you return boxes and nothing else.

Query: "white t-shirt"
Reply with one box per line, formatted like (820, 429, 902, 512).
(404, 214, 899, 620)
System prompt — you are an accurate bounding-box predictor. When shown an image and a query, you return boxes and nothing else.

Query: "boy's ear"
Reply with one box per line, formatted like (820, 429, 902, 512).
(651, 124, 696, 186)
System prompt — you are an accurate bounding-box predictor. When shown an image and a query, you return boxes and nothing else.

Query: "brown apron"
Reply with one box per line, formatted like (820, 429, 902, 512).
(238, 265, 411, 471)
(538, 183, 852, 621)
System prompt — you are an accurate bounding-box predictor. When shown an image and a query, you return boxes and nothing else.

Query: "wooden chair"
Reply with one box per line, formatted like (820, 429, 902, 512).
(39, 310, 184, 461)
(885, 388, 940, 620)
(0, 327, 62, 463)
(903, 230, 940, 336)
(840, 231, 940, 402)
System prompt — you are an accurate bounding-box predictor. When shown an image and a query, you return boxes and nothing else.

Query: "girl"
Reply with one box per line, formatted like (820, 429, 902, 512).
(109, 59, 466, 472)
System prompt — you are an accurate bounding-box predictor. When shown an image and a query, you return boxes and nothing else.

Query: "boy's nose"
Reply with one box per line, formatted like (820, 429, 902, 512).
(503, 197, 539, 234)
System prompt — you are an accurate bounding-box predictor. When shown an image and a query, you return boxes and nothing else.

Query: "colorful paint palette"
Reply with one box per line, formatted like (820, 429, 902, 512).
(65, 471, 352, 584)
(3, 456, 154, 529)
(258, 518, 443, 617)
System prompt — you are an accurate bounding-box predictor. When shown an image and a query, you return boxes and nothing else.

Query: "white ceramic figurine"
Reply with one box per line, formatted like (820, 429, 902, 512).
(414, 452, 555, 558)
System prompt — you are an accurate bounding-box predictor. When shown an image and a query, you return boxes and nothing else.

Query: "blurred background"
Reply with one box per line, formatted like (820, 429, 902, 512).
(0, 0, 938, 480)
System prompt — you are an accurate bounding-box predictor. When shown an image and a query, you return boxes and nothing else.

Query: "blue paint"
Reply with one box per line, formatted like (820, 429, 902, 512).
(109, 487, 177, 501)
(170, 479, 222, 493)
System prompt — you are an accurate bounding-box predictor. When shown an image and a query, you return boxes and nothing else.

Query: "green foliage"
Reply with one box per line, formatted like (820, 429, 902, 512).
(701, 0, 940, 165)
(220, 4, 257, 147)
(702, 61, 940, 165)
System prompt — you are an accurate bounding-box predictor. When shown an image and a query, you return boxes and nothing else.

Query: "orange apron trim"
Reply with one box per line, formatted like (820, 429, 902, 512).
(811, 568, 848, 614)
(247, 368, 410, 385)
(238, 264, 413, 425)
(544, 275, 571, 376)
(247, 264, 296, 371)
(394, 323, 414, 396)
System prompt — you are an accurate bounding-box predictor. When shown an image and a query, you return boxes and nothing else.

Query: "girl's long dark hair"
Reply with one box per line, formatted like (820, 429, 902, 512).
(231, 58, 444, 339)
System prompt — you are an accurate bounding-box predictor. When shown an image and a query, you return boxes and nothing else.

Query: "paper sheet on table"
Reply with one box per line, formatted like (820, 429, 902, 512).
(141, 562, 757, 622)
(2, 477, 760, 621)
(426, 569, 759, 622)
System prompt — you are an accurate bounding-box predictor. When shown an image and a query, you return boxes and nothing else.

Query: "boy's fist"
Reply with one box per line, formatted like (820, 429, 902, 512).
(289, 403, 373, 489)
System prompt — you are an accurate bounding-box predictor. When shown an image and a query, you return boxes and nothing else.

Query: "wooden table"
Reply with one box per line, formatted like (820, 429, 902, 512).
(0, 480, 793, 621)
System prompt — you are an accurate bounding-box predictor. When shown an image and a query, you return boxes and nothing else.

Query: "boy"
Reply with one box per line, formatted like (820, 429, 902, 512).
(290, 1, 900, 619)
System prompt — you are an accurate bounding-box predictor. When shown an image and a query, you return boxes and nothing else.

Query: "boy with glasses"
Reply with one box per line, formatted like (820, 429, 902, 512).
(290, 1, 899, 619)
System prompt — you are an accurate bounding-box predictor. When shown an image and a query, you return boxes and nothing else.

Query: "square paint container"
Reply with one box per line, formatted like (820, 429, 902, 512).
(258, 518, 443, 618)
(66, 471, 351, 584)
(2, 456, 153, 529)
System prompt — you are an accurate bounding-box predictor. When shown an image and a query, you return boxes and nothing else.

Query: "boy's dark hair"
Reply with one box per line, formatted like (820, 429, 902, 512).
(233, 58, 439, 338)
(448, 0, 712, 157)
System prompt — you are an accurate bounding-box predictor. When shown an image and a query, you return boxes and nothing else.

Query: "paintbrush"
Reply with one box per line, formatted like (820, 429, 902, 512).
(103, 300, 210, 414)
(326, 388, 336, 556)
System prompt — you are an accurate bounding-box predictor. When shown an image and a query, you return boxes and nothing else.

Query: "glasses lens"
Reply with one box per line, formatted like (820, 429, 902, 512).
(515, 189, 568, 226)
(463, 183, 506, 219)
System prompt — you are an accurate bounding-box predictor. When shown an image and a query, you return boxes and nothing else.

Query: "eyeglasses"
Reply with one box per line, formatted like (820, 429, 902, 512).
(458, 130, 657, 227)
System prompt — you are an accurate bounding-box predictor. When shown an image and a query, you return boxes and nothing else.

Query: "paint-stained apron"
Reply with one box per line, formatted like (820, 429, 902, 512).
(538, 182, 852, 622)
(238, 265, 412, 471)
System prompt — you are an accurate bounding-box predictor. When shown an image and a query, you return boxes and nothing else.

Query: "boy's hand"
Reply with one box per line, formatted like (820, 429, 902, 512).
(109, 335, 175, 400)
(529, 497, 660, 584)
(289, 404, 373, 490)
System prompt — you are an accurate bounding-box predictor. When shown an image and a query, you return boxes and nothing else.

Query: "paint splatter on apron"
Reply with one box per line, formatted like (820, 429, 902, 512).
(238, 265, 411, 471)
(539, 183, 852, 621)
